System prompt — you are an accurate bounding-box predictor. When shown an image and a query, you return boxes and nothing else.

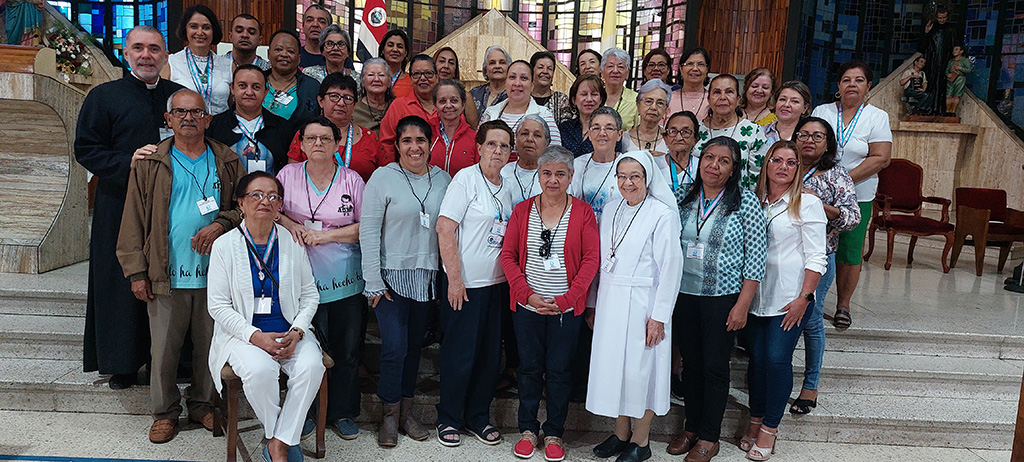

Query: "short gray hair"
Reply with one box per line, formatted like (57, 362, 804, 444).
(166, 88, 210, 114)
(481, 45, 511, 76)
(538, 146, 575, 175)
(319, 24, 350, 52)
(591, 106, 623, 130)
(601, 47, 631, 72)
(518, 114, 551, 143)
(304, 4, 333, 24)
(637, 78, 673, 106)
(126, 25, 165, 48)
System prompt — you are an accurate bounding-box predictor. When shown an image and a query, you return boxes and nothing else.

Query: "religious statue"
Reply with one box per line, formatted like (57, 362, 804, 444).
(918, 6, 960, 115)
(1, 0, 44, 46)
(945, 45, 973, 116)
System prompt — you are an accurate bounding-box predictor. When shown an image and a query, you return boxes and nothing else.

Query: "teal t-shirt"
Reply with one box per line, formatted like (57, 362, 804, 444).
(168, 146, 220, 289)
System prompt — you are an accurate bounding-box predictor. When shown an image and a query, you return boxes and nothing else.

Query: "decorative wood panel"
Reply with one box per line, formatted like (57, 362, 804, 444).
(697, 0, 789, 77)
(181, 0, 286, 47)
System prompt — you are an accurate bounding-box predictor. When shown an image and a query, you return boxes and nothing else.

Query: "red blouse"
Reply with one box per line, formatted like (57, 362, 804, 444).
(428, 115, 479, 176)
(286, 125, 389, 183)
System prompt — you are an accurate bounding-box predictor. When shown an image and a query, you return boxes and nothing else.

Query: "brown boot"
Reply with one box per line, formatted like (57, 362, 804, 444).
(378, 401, 399, 448)
(398, 397, 429, 441)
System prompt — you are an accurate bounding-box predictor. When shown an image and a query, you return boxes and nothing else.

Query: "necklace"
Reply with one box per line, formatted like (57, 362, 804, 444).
(632, 127, 662, 150)
(680, 89, 706, 113)
(745, 106, 768, 123)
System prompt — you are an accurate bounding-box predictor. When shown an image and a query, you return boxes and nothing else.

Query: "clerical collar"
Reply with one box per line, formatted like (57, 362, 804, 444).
(130, 70, 160, 90)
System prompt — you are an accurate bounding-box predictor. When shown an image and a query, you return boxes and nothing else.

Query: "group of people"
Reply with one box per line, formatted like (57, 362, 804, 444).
(74, 5, 894, 462)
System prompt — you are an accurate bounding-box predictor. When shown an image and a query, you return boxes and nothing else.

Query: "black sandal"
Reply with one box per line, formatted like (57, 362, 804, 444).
(832, 309, 852, 329)
(468, 424, 503, 445)
(790, 398, 817, 414)
(436, 423, 461, 447)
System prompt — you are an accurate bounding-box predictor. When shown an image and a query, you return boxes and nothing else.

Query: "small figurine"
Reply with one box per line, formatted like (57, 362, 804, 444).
(945, 45, 973, 116)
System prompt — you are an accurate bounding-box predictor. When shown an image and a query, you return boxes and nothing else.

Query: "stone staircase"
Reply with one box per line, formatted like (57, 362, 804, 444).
(0, 262, 1018, 451)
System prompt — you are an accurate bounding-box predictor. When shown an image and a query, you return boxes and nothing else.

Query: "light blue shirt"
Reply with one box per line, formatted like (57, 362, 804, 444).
(168, 146, 220, 289)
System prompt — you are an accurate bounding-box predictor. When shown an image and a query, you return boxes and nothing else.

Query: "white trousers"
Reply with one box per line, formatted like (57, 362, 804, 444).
(227, 336, 325, 445)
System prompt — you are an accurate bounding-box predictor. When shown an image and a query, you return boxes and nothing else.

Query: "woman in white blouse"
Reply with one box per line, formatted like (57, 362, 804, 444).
(741, 140, 826, 460)
(481, 60, 562, 146)
(165, 5, 233, 115)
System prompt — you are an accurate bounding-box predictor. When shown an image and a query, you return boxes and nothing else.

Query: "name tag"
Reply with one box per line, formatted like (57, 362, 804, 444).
(247, 159, 267, 173)
(601, 255, 616, 273)
(489, 218, 507, 236)
(197, 196, 218, 215)
(255, 296, 272, 314)
(419, 211, 431, 229)
(686, 242, 705, 260)
(303, 219, 323, 231)
(274, 92, 294, 106)
(543, 253, 561, 271)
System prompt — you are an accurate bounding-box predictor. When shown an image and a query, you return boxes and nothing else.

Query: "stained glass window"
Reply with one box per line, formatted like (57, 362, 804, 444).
(53, 0, 168, 66)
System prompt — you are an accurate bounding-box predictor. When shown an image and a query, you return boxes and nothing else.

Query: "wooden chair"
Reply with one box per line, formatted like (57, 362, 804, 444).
(950, 188, 1024, 276)
(864, 159, 954, 272)
(214, 351, 334, 462)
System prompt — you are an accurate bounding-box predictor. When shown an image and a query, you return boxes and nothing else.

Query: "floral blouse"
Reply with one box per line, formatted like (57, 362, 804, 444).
(803, 165, 861, 254)
(696, 118, 768, 189)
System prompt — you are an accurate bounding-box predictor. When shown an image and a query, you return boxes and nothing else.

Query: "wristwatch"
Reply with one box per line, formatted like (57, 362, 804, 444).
(800, 292, 815, 303)
(289, 326, 305, 340)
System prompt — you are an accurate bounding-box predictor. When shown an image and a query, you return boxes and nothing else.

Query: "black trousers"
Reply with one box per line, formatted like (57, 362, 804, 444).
(435, 280, 507, 430)
(675, 292, 740, 443)
(514, 308, 582, 438)
(311, 293, 367, 421)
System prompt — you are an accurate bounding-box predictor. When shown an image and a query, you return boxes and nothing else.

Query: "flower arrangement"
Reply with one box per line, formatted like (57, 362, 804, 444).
(44, 25, 92, 77)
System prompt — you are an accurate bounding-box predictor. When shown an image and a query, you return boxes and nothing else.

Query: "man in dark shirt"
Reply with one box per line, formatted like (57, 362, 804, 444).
(74, 25, 183, 390)
(299, 4, 331, 69)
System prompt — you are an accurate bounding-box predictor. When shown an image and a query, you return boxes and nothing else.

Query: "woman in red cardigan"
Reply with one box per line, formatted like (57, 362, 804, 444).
(500, 145, 600, 462)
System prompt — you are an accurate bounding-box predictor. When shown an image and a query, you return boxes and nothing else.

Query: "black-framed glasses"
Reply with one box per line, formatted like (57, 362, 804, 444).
(169, 108, 207, 119)
(323, 40, 348, 50)
(795, 131, 827, 143)
(666, 128, 694, 138)
(645, 61, 669, 69)
(539, 229, 553, 258)
(324, 92, 356, 104)
(410, 70, 437, 80)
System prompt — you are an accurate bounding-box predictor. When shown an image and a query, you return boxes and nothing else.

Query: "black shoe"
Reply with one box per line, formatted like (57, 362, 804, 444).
(615, 442, 651, 462)
(109, 373, 137, 390)
(593, 434, 630, 458)
(1006, 283, 1024, 294)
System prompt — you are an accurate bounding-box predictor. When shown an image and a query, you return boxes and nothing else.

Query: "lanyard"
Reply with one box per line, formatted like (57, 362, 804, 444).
(581, 155, 615, 206)
(332, 124, 354, 168)
(185, 48, 213, 103)
(802, 166, 818, 183)
(479, 165, 506, 221)
(609, 196, 645, 257)
(836, 102, 865, 150)
(171, 147, 213, 198)
(764, 196, 787, 231)
(304, 162, 338, 221)
(391, 70, 402, 87)
(241, 223, 279, 289)
(440, 121, 455, 172)
(696, 187, 725, 241)
(399, 165, 433, 214)
(668, 155, 694, 191)
(514, 164, 538, 201)
(237, 115, 264, 158)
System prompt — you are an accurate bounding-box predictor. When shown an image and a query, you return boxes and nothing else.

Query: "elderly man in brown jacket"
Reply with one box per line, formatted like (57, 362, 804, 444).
(117, 88, 244, 444)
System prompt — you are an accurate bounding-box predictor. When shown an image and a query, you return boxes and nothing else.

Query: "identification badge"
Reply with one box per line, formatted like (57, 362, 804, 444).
(197, 196, 219, 215)
(419, 211, 430, 228)
(543, 253, 561, 271)
(274, 92, 294, 106)
(255, 297, 272, 314)
(489, 218, 507, 236)
(303, 219, 323, 231)
(247, 159, 267, 173)
(601, 255, 617, 273)
(159, 128, 174, 140)
(686, 242, 705, 259)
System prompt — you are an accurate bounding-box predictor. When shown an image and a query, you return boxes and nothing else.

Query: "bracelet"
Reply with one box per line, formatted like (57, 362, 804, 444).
(289, 326, 304, 340)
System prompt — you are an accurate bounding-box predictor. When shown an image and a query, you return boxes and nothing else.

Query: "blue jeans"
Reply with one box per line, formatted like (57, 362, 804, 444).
(436, 280, 507, 430)
(801, 253, 834, 391)
(374, 293, 431, 404)
(514, 308, 582, 438)
(746, 313, 805, 428)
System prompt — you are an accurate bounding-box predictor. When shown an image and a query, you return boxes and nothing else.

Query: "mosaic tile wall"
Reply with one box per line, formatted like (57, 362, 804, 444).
(51, 0, 167, 66)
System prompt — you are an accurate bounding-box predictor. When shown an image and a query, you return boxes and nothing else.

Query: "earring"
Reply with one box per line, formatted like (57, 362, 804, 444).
(835, 91, 841, 99)
(274, 215, 280, 222)
(240, 211, 245, 219)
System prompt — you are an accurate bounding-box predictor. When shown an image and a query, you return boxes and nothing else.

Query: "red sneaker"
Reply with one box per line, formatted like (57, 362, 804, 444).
(514, 431, 537, 459)
(543, 436, 565, 461)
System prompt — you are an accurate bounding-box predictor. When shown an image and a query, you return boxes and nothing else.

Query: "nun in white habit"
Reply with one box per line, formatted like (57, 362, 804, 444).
(586, 150, 683, 462)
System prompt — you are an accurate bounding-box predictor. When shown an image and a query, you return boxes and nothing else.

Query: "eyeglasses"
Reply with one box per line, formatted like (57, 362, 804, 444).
(539, 229, 553, 258)
(245, 191, 282, 203)
(795, 131, 827, 143)
(410, 70, 437, 80)
(323, 40, 348, 50)
(324, 92, 356, 104)
(483, 140, 511, 152)
(615, 173, 644, 183)
(665, 128, 694, 138)
(639, 97, 668, 109)
(645, 61, 669, 69)
(768, 157, 799, 168)
(302, 135, 335, 144)
(681, 61, 708, 69)
(169, 108, 207, 119)
(589, 126, 619, 133)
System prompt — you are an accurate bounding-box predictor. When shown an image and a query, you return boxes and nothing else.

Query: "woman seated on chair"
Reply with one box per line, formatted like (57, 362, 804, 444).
(207, 171, 325, 462)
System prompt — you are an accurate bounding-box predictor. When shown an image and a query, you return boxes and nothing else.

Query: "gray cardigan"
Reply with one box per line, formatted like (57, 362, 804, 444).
(359, 163, 452, 296)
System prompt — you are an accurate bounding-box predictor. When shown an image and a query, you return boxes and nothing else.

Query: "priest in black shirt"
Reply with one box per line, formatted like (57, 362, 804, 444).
(74, 25, 184, 390)
(918, 7, 961, 115)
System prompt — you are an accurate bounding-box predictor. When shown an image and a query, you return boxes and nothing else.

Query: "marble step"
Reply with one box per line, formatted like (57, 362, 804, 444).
(0, 262, 88, 317)
(819, 325, 1024, 360)
(0, 358, 1013, 450)
(0, 313, 82, 359)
